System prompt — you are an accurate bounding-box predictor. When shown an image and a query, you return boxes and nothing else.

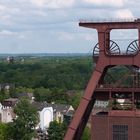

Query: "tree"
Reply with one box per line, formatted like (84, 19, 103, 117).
(47, 121, 67, 140)
(81, 127, 91, 140)
(34, 87, 52, 102)
(51, 88, 68, 104)
(0, 89, 9, 102)
(0, 123, 9, 140)
(10, 99, 39, 140)
(70, 91, 83, 109)
(15, 86, 34, 94)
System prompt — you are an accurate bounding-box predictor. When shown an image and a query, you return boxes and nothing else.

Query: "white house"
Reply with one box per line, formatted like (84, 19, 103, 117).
(32, 102, 74, 131)
(39, 107, 53, 130)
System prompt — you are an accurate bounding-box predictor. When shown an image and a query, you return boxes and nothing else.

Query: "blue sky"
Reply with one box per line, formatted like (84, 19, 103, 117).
(0, 0, 139, 53)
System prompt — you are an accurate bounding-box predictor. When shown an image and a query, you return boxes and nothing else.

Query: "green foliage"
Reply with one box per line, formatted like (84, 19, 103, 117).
(51, 88, 68, 104)
(0, 92, 6, 102)
(0, 123, 9, 140)
(0, 89, 10, 102)
(0, 56, 93, 104)
(34, 87, 52, 102)
(81, 127, 91, 140)
(9, 99, 39, 140)
(104, 66, 132, 87)
(47, 121, 67, 140)
(0, 56, 93, 90)
(9, 87, 34, 98)
(69, 91, 83, 109)
(15, 87, 34, 94)
(34, 87, 68, 104)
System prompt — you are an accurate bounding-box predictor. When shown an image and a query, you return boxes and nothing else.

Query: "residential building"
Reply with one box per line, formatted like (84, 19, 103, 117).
(0, 98, 18, 123)
(32, 102, 74, 130)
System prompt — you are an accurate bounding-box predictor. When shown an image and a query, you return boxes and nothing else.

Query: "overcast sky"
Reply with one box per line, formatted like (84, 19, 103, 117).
(0, 0, 139, 53)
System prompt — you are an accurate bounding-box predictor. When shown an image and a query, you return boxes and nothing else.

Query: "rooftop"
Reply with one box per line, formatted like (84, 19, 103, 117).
(32, 101, 72, 114)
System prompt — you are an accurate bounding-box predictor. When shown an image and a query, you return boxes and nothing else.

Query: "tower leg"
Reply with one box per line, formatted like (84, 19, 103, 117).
(64, 69, 103, 140)
(74, 98, 96, 140)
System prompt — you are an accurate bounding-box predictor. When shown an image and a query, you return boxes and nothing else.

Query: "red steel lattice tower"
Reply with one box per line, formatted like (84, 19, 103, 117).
(64, 19, 140, 140)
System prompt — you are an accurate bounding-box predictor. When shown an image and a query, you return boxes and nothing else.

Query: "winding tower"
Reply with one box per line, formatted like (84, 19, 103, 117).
(64, 19, 140, 140)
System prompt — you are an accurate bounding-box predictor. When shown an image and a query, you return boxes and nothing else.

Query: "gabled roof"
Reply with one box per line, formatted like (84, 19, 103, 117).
(16, 92, 33, 99)
(32, 102, 49, 111)
(2, 98, 18, 107)
(64, 110, 75, 116)
(32, 101, 72, 114)
(51, 103, 71, 114)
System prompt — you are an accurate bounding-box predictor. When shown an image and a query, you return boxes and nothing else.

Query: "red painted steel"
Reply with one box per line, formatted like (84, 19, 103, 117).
(91, 115, 140, 140)
(64, 20, 140, 140)
(64, 69, 103, 140)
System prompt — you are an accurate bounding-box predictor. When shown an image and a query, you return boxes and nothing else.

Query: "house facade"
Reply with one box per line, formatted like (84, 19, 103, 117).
(0, 98, 18, 123)
(38, 107, 53, 130)
(32, 102, 74, 131)
(0, 98, 74, 134)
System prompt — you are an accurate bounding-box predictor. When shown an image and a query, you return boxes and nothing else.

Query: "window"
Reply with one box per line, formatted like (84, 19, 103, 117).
(113, 125, 128, 140)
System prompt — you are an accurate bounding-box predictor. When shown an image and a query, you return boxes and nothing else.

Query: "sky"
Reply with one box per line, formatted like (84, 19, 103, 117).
(0, 0, 139, 53)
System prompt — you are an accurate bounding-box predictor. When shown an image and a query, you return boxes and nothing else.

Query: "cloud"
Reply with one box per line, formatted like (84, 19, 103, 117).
(57, 31, 74, 41)
(31, 0, 75, 8)
(115, 9, 134, 19)
(30, 0, 49, 7)
(83, 0, 125, 7)
(82, 34, 96, 41)
(0, 30, 17, 36)
(0, 30, 28, 40)
(0, 0, 138, 53)
(0, 4, 6, 11)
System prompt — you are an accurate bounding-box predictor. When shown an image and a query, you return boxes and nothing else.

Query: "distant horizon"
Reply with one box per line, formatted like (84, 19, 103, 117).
(0, 52, 92, 54)
(0, 52, 92, 57)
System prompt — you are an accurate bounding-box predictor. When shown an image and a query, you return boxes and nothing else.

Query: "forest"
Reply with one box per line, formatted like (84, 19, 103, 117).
(0, 55, 134, 107)
(0, 55, 94, 139)
(0, 56, 133, 105)
(0, 56, 94, 108)
(0, 56, 93, 89)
